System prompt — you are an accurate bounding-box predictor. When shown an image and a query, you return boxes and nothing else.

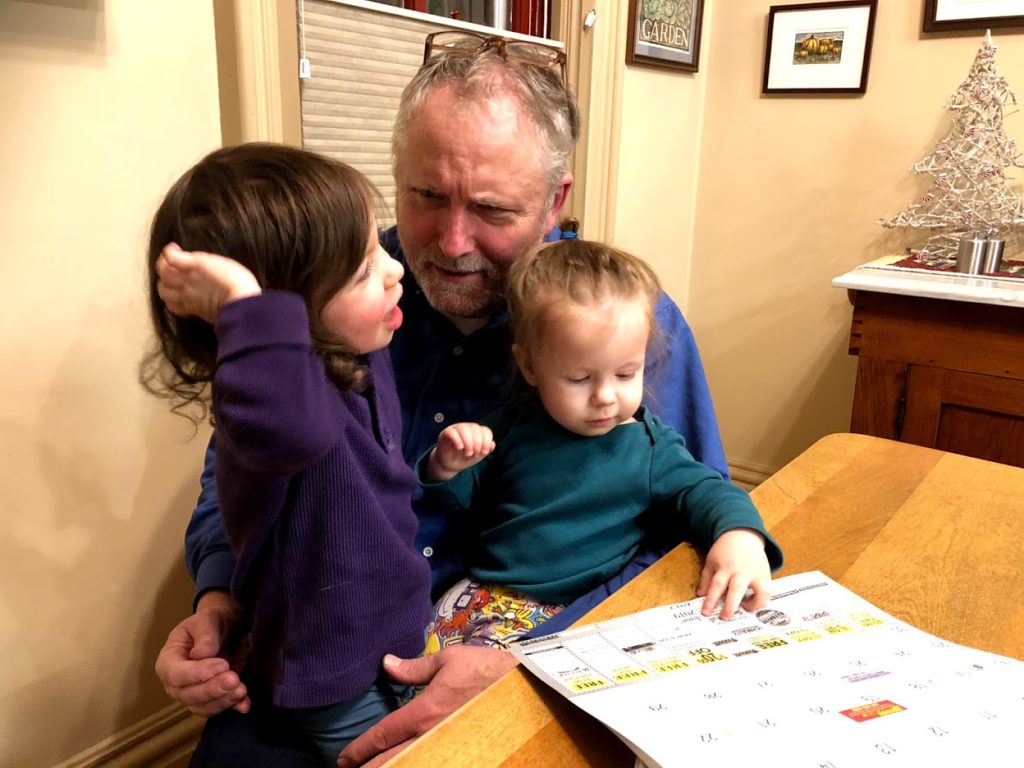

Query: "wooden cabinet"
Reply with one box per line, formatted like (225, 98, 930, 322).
(846, 289, 1024, 468)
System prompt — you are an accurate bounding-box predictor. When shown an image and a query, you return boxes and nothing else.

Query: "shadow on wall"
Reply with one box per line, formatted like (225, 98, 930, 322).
(0, 327, 205, 765)
(128, 408, 208, 733)
(752, 323, 858, 464)
(706, 289, 859, 471)
(0, 0, 105, 56)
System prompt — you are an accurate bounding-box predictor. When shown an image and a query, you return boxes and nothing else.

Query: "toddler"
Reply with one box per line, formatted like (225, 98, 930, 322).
(419, 238, 783, 649)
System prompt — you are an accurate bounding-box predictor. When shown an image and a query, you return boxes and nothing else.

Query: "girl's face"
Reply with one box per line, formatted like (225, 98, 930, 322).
(514, 295, 649, 437)
(321, 223, 405, 354)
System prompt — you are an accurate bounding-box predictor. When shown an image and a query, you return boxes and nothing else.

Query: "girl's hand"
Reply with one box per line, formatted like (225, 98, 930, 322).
(156, 243, 261, 324)
(696, 528, 772, 620)
(427, 423, 496, 482)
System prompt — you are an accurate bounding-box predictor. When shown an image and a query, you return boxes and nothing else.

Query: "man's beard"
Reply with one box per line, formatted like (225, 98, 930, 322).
(406, 248, 507, 320)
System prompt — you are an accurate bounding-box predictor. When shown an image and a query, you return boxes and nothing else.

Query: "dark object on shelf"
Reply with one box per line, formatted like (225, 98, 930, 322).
(511, 0, 546, 38)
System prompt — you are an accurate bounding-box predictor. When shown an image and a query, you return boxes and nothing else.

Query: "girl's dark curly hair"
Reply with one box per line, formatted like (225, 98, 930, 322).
(139, 142, 380, 422)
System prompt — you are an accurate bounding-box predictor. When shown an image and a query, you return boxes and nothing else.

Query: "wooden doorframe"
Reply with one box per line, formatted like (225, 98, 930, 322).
(212, 0, 302, 146)
(553, 1, 619, 241)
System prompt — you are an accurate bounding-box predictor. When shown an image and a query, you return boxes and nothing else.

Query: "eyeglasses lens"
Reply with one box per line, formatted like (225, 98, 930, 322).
(503, 41, 562, 66)
(428, 32, 487, 57)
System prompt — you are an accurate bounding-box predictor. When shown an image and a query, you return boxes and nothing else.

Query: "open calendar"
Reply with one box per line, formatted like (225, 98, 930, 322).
(509, 571, 1024, 768)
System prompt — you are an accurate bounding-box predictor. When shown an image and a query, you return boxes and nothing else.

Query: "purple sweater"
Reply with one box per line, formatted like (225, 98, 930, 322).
(213, 291, 432, 709)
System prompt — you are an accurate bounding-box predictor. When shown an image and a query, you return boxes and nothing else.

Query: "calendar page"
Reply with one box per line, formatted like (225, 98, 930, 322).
(510, 572, 1024, 768)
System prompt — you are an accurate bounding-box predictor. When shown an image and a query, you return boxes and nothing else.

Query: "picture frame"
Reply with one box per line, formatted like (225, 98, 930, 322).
(762, 0, 878, 95)
(924, 0, 1024, 32)
(626, 0, 704, 73)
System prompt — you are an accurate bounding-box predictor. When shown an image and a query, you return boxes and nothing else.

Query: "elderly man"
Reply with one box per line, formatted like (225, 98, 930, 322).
(158, 31, 728, 767)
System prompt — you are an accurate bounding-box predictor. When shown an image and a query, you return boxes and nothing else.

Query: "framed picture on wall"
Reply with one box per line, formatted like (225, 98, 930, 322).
(762, 0, 878, 95)
(626, 0, 704, 72)
(924, 0, 1024, 31)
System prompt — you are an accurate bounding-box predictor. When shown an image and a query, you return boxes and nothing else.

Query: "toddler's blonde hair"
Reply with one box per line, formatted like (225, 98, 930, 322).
(506, 238, 662, 356)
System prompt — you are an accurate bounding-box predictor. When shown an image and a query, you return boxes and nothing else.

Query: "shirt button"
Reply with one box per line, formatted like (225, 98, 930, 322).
(422, 546, 434, 558)
(433, 412, 445, 424)
(452, 345, 463, 356)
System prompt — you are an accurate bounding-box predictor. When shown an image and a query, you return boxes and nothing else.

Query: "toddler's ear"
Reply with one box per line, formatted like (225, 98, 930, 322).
(512, 343, 538, 386)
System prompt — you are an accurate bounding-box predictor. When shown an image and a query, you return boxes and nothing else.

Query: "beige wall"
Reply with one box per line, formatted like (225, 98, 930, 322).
(647, 3, 1024, 476)
(0, 1, 220, 764)
(607, 2, 714, 313)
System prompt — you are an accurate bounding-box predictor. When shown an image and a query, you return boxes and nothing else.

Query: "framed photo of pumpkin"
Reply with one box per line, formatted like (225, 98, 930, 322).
(626, 0, 704, 72)
(762, 0, 878, 95)
(924, 0, 1024, 32)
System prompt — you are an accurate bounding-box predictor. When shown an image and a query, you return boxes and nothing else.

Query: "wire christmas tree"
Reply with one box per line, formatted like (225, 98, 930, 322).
(878, 30, 1024, 262)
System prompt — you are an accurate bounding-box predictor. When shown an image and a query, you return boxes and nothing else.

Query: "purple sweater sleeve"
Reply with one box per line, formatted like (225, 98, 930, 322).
(213, 291, 345, 474)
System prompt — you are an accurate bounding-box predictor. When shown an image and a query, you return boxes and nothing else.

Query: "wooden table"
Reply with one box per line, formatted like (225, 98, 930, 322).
(388, 433, 1024, 767)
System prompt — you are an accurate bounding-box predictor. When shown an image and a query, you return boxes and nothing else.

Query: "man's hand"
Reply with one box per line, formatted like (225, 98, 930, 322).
(696, 528, 772, 620)
(156, 243, 261, 323)
(426, 423, 495, 482)
(336, 645, 518, 768)
(154, 591, 252, 717)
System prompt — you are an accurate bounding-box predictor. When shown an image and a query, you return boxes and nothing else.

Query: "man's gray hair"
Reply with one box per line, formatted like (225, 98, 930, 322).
(392, 49, 581, 193)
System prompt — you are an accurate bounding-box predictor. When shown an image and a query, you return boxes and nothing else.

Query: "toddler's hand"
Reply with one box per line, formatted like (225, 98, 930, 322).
(428, 423, 496, 482)
(156, 243, 261, 324)
(697, 528, 771, 620)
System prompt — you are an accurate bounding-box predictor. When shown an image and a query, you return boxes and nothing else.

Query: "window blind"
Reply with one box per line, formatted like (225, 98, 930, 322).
(296, 0, 564, 227)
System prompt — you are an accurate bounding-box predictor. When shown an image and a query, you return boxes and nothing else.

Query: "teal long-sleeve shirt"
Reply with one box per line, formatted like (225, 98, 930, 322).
(418, 399, 783, 605)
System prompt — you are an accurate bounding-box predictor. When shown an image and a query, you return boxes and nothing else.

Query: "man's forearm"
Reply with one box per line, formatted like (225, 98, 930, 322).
(195, 588, 241, 617)
(185, 433, 238, 608)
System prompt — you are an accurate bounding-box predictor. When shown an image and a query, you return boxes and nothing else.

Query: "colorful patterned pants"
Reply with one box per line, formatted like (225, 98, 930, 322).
(424, 578, 565, 653)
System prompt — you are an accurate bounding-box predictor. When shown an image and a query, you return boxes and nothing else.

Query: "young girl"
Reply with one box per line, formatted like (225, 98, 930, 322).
(140, 143, 432, 765)
(419, 238, 783, 650)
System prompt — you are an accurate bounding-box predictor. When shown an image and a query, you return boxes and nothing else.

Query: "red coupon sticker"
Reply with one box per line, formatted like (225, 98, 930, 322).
(840, 700, 906, 723)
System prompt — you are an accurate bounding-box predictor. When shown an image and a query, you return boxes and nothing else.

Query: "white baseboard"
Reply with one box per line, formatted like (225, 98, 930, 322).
(729, 458, 774, 492)
(55, 704, 202, 768)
